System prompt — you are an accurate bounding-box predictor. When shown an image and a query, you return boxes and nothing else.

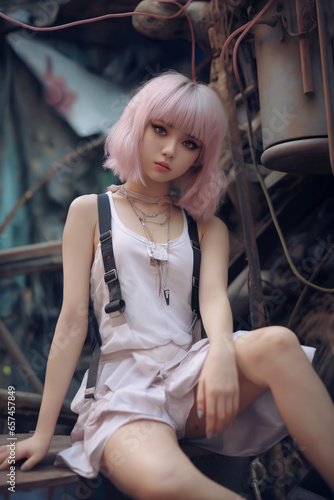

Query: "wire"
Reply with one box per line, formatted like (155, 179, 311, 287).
(0, 0, 197, 80)
(0, 2, 190, 32)
(232, 0, 274, 92)
(227, 0, 334, 293)
(220, 21, 251, 67)
(166, 0, 196, 81)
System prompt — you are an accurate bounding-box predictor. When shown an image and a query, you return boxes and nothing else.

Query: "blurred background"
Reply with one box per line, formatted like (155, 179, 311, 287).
(0, 1, 333, 498)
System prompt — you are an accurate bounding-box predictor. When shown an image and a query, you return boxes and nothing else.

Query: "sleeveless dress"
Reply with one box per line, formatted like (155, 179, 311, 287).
(55, 191, 315, 478)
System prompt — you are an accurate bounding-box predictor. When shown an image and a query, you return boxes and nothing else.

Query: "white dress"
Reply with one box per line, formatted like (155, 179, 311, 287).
(55, 191, 315, 478)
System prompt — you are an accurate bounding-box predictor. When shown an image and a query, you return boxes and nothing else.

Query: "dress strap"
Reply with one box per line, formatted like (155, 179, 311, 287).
(85, 193, 125, 400)
(98, 193, 126, 316)
(186, 213, 206, 338)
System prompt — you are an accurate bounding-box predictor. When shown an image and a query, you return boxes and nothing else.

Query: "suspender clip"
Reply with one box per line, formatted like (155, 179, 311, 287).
(192, 276, 199, 289)
(104, 269, 118, 284)
(100, 230, 112, 243)
(85, 387, 96, 398)
(105, 299, 126, 315)
(190, 239, 200, 252)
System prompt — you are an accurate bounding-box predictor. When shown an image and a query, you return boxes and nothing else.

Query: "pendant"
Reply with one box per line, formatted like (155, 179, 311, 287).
(164, 289, 170, 305)
(148, 245, 168, 263)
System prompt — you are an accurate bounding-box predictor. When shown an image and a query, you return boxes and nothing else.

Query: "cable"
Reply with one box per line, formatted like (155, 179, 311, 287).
(0, 2, 191, 32)
(0, 0, 197, 80)
(220, 21, 251, 67)
(227, 0, 334, 293)
(164, 0, 196, 81)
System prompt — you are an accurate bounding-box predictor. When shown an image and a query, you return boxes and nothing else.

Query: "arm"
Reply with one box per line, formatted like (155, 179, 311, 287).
(0, 194, 98, 471)
(196, 216, 239, 438)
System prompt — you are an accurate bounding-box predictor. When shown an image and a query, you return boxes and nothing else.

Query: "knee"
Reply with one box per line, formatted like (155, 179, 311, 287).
(251, 326, 301, 372)
(262, 326, 300, 352)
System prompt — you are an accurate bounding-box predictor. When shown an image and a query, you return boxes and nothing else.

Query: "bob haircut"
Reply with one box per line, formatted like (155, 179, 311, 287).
(104, 71, 228, 221)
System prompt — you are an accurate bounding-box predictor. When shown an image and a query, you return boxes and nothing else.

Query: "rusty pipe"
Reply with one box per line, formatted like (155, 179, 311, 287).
(316, 0, 334, 175)
(295, 0, 314, 95)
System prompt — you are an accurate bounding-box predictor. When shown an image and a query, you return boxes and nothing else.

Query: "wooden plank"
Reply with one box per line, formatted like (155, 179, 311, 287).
(0, 241, 62, 277)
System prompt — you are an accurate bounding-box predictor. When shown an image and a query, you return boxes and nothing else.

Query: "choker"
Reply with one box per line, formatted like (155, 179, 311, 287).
(109, 184, 177, 207)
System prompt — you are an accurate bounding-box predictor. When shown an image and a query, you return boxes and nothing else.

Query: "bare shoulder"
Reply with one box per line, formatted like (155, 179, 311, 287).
(197, 215, 229, 246)
(67, 194, 98, 222)
(61, 195, 99, 308)
(63, 194, 98, 248)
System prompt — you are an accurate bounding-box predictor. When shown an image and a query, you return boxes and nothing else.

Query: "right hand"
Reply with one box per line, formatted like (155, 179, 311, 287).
(196, 344, 240, 438)
(0, 433, 50, 471)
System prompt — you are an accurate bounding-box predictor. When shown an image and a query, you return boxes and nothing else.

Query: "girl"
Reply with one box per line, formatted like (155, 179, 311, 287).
(1, 72, 333, 500)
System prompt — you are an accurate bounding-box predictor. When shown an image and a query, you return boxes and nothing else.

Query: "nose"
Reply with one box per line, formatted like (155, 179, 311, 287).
(162, 139, 176, 159)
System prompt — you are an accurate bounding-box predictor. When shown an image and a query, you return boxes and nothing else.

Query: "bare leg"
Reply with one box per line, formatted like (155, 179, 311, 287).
(101, 419, 244, 500)
(234, 326, 334, 492)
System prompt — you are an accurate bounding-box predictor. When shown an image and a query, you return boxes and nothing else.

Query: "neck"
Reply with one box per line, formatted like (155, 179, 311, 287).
(124, 180, 172, 198)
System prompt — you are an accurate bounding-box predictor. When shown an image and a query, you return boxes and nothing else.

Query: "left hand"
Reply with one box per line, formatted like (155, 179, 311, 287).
(196, 345, 240, 438)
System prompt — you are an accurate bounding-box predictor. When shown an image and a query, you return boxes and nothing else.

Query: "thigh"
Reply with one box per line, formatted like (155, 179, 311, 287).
(234, 329, 270, 411)
(101, 419, 188, 497)
(102, 419, 243, 500)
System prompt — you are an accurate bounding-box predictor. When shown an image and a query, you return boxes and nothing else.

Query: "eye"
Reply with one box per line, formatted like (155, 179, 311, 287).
(183, 140, 200, 151)
(152, 123, 166, 136)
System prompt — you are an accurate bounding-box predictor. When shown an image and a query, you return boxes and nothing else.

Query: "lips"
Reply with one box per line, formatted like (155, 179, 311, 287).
(155, 162, 171, 172)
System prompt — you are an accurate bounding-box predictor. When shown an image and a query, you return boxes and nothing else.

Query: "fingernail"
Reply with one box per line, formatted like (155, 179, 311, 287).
(197, 410, 203, 419)
(21, 466, 27, 471)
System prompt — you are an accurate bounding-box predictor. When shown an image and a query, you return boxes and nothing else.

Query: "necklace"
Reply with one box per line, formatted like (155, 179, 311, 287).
(126, 195, 171, 305)
(116, 184, 175, 207)
(118, 184, 172, 225)
(131, 202, 171, 221)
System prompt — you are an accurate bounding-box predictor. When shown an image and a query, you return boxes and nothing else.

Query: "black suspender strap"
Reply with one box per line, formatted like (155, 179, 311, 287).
(84, 309, 102, 398)
(85, 301, 102, 399)
(186, 213, 206, 338)
(98, 193, 126, 316)
(187, 213, 201, 319)
(85, 193, 125, 399)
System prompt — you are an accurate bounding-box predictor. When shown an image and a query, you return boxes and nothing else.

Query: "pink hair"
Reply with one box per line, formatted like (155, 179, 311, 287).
(104, 72, 228, 221)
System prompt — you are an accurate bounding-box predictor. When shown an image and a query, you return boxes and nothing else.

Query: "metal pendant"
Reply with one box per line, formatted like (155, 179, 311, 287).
(164, 289, 170, 305)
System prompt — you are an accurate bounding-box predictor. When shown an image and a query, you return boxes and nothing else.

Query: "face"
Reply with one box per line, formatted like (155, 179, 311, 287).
(140, 120, 202, 185)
